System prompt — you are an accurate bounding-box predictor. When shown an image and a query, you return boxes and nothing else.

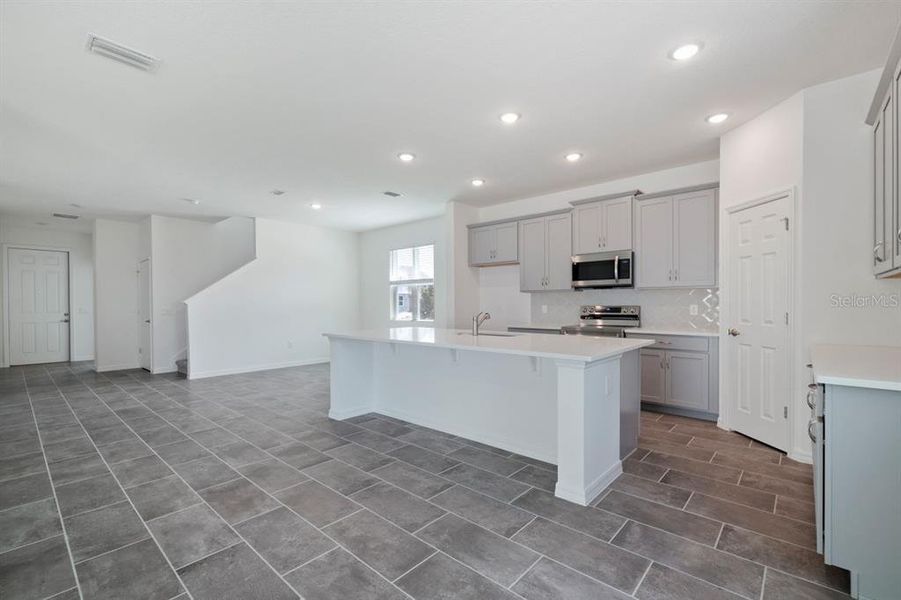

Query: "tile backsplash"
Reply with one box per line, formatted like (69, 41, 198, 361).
(530, 287, 719, 331)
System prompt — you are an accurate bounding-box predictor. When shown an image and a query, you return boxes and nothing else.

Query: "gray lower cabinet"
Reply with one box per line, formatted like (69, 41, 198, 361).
(821, 383, 901, 600)
(630, 333, 719, 417)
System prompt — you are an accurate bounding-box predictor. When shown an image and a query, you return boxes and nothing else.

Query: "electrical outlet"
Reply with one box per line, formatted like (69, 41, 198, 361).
(689, 304, 699, 316)
(541, 305, 548, 314)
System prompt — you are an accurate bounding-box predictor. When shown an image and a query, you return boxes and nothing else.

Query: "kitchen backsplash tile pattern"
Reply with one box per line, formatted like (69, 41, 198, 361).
(530, 288, 719, 330)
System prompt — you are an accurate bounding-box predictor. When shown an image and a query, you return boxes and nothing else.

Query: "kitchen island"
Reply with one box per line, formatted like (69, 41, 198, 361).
(323, 327, 654, 505)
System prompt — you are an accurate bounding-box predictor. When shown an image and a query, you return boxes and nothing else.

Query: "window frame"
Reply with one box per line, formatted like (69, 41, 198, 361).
(388, 242, 436, 324)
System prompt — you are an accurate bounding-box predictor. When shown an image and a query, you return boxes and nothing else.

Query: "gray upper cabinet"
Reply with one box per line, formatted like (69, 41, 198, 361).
(520, 212, 572, 291)
(673, 191, 717, 286)
(635, 188, 717, 288)
(468, 222, 518, 266)
(635, 197, 673, 287)
(867, 36, 901, 278)
(572, 194, 634, 254)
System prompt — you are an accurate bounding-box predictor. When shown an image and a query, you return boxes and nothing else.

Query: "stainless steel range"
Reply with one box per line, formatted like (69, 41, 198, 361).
(561, 305, 641, 338)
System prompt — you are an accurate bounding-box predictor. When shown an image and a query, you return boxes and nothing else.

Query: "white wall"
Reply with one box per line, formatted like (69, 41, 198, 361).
(93, 219, 141, 371)
(185, 218, 359, 378)
(479, 159, 720, 222)
(719, 69, 901, 462)
(359, 216, 447, 329)
(801, 69, 900, 348)
(446, 201, 481, 329)
(149, 215, 255, 372)
(0, 218, 95, 364)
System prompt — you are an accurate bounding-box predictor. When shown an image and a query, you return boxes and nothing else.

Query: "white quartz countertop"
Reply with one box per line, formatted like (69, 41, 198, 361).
(810, 344, 901, 392)
(627, 327, 719, 338)
(507, 323, 719, 338)
(324, 327, 654, 363)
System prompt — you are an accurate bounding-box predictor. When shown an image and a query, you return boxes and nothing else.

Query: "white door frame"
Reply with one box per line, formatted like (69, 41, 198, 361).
(719, 188, 797, 451)
(2, 244, 76, 368)
(137, 258, 153, 372)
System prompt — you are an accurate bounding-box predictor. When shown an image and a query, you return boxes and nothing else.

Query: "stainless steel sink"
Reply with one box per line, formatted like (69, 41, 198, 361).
(457, 332, 518, 337)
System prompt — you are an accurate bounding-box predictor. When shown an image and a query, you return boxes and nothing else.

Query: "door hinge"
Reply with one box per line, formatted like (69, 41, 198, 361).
(781, 217, 790, 231)
(783, 406, 788, 419)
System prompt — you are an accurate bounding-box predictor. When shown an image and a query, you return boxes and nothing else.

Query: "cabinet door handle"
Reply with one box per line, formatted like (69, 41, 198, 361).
(874, 242, 885, 262)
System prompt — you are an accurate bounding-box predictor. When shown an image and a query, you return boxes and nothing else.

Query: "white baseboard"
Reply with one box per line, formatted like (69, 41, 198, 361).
(788, 447, 813, 464)
(95, 362, 140, 372)
(329, 406, 374, 420)
(555, 461, 622, 506)
(188, 357, 329, 380)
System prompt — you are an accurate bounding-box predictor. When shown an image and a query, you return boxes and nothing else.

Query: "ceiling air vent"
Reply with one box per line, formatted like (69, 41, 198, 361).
(52, 213, 79, 220)
(86, 34, 159, 71)
(383, 191, 402, 197)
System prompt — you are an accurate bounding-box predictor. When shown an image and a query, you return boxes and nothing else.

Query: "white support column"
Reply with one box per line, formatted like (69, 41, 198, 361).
(328, 338, 376, 420)
(554, 357, 623, 505)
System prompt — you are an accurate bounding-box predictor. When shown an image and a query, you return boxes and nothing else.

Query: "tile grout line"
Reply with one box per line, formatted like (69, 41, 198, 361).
(132, 370, 828, 589)
(101, 372, 419, 600)
(631, 561, 655, 596)
(21, 370, 86, 600)
(43, 368, 197, 600)
(390, 549, 439, 583)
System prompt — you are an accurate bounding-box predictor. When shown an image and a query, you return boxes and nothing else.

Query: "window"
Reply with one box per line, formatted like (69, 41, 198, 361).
(390, 244, 435, 322)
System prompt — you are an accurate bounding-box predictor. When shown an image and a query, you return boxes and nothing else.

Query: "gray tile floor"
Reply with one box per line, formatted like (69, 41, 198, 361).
(0, 362, 850, 600)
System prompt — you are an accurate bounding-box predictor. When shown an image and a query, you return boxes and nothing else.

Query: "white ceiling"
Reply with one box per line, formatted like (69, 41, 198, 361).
(1, 1, 898, 232)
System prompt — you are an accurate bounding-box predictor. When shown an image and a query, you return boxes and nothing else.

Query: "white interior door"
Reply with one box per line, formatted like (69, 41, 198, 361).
(137, 259, 152, 371)
(8, 248, 70, 365)
(727, 195, 792, 451)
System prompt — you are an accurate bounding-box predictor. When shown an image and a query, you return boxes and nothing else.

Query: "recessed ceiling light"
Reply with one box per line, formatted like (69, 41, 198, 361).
(270, 189, 286, 196)
(499, 112, 521, 124)
(310, 203, 322, 210)
(69, 203, 82, 208)
(565, 152, 583, 162)
(182, 198, 200, 205)
(706, 113, 729, 124)
(471, 179, 485, 187)
(669, 43, 702, 61)
(397, 152, 416, 162)
(383, 191, 402, 197)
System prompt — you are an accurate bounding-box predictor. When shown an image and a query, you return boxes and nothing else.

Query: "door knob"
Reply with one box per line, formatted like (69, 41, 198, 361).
(727, 328, 740, 337)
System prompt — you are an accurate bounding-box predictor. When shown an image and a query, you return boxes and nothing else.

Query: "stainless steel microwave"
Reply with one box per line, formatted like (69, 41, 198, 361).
(571, 251, 633, 289)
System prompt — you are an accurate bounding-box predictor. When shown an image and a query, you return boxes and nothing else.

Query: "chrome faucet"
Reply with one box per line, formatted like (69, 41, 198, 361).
(471, 312, 491, 336)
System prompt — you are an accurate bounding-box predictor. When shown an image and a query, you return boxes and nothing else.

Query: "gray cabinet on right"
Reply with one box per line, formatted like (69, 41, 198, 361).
(634, 187, 717, 288)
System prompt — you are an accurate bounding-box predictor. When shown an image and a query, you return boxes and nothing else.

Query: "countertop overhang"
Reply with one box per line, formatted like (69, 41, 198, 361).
(323, 327, 654, 363)
(810, 344, 901, 392)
